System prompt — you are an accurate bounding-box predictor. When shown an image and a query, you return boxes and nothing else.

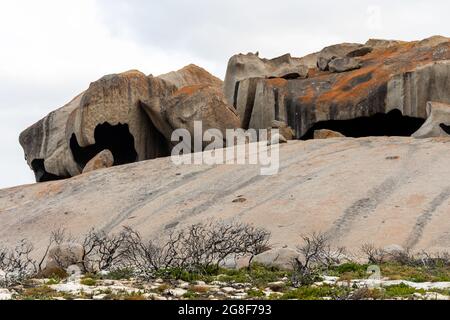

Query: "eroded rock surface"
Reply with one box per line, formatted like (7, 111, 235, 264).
(230, 36, 450, 138)
(19, 93, 84, 181)
(20, 65, 235, 181)
(224, 53, 309, 105)
(4, 137, 450, 256)
(162, 85, 240, 147)
(158, 64, 223, 89)
(19, 36, 450, 183)
(413, 102, 450, 138)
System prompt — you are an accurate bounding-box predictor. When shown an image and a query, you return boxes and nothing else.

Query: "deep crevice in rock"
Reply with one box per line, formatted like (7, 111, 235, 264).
(70, 122, 138, 169)
(301, 109, 426, 140)
(233, 81, 240, 109)
(31, 159, 67, 183)
(440, 123, 450, 134)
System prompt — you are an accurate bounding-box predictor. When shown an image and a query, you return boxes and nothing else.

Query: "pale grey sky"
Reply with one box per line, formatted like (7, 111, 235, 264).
(0, 0, 449, 189)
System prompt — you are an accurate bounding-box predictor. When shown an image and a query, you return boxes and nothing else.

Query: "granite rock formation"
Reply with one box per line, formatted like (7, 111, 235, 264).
(19, 36, 450, 183)
(162, 85, 240, 147)
(4, 137, 450, 256)
(228, 36, 450, 138)
(20, 66, 237, 182)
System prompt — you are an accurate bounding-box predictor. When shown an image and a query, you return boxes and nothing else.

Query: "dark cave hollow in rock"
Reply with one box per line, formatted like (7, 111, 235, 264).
(31, 159, 67, 183)
(440, 123, 450, 134)
(70, 122, 138, 169)
(301, 109, 426, 140)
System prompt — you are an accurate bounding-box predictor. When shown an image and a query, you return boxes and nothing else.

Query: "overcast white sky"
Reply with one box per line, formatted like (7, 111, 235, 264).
(0, 0, 449, 189)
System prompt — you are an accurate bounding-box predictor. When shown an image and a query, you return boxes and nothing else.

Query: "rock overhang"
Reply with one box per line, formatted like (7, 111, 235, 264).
(19, 65, 239, 182)
(18, 36, 450, 183)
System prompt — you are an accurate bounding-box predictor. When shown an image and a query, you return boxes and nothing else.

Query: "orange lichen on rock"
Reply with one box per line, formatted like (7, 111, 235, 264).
(298, 86, 316, 105)
(173, 84, 207, 97)
(266, 78, 288, 87)
(307, 68, 321, 77)
(317, 66, 380, 104)
(300, 40, 450, 108)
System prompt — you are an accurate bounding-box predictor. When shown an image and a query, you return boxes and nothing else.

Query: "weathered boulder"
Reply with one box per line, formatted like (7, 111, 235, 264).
(162, 85, 241, 147)
(158, 64, 223, 89)
(253, 248, 300, 270)
(224, 53, 308, 105)
(20, 70, 177, 182)
(314, 129, 345, 139)
(67, 70, 174, 173)
(316, 43, 363, 71)
(82, 150, 114, 174)
(328, 57, 362, 73)
(230, 36, 450, 138)
(19, 36, 450, 184)
(268, 133, 288, 146)
(271, 120, 295, 141)
(20, 65, 232, 182)
(412, 102, 450, 138)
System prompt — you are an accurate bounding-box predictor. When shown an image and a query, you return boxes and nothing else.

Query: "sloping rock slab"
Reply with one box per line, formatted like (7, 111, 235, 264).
(2, 137, 450, 257)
